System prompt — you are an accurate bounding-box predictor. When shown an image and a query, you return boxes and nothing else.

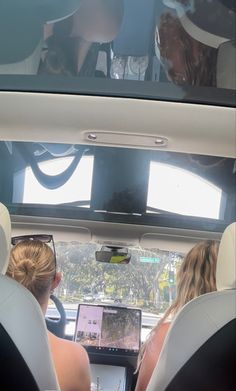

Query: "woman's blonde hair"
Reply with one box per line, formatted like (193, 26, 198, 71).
(136, 240, 219, 371)
(7, 240, 56, 305)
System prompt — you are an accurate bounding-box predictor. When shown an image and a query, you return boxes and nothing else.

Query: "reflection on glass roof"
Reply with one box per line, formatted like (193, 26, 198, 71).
(1, 140, 235, 231)
(147, 162, 222, 219)
(13, 156, 94, 207)
(0, 0, 235, 104)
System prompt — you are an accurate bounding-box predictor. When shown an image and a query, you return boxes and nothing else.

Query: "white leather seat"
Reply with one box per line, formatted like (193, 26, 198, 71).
(162, 0, 236, 89)
(146, 222, 236, 391)
(162, 0, 233, 48)
(0, 203, 60, 391)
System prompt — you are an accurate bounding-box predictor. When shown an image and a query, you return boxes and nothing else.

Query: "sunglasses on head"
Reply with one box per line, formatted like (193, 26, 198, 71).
(11, 234, 57, 267)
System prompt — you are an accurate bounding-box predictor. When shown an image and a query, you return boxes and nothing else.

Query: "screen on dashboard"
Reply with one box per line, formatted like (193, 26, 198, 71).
(74, 304, 141, 355)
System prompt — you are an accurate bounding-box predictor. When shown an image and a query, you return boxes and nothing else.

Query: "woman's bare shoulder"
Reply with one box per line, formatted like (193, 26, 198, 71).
(49, 331, 89, 362)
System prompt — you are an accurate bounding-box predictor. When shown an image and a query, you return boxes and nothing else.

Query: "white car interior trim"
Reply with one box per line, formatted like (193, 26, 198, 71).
(0, 203, 11, 275)
(11, 215, 222, 254)
(216, 222, 236, 290)
(12, 225, 92, 243)
(0, 92, 235, 158)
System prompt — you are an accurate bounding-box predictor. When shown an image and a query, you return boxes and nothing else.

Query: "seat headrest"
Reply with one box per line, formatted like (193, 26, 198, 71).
(0, 203, 11, 275)
(0, 0, 82, 65)
(216, 222, 236, 290)
(0, 39, 42, 75)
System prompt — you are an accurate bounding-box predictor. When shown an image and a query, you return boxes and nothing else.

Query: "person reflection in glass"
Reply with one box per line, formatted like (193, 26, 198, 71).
(40, 0, 124, 76)
(156, 8, 217, 86)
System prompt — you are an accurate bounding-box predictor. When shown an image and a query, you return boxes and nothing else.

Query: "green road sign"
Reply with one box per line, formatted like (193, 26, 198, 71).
(140, 257, 161, 264)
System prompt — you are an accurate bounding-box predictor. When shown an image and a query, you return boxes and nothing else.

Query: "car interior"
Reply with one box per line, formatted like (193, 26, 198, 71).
(0, 1, 235, 391)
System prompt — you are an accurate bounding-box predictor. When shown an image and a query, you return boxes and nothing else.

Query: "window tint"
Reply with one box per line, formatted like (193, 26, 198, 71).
(13, 155, 93, 207)
(147, 162, 223, 219)
(0, 1, 235, 105)
(1, 140, 235, 231)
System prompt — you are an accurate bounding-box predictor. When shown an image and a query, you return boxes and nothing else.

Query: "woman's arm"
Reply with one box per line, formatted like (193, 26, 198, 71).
(135, 322, 171, 391)
(72, 343, 91, 391)
(48, 331, 91, 391)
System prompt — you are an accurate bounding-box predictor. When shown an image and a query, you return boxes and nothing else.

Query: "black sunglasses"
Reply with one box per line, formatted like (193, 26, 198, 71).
(11, 234, 57, 268)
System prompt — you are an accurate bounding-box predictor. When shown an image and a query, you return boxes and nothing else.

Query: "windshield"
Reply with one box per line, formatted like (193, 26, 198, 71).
(0, 0, 235, 105)
(49, 240, 183, 333)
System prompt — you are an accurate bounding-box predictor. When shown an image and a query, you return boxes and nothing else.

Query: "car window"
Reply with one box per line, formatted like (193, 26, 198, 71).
(1, 1, 235, 105)
(14, 155, 94, 207)
(1, 141, 235, 232)
(53, 241, 183, 317)
(147, 161, 222, 219)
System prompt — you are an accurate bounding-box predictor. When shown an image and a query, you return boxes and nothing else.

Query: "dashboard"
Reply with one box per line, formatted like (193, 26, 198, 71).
(46, 304, 158, 343)
(46, 302, 153, 391)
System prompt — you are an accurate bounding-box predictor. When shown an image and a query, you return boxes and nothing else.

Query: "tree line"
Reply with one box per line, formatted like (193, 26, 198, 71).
(54, 241, 183, 313)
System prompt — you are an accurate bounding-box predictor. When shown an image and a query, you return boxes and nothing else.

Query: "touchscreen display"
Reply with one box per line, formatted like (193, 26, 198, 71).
(74, 304, 141, 355)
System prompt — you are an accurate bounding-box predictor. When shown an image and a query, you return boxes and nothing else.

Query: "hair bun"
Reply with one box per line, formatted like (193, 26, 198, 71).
(18, 258, 37, 282)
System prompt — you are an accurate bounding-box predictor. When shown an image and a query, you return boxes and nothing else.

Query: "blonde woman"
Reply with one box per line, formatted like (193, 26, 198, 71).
(135, 240, 219, 391)
(7, 237, 91, 391)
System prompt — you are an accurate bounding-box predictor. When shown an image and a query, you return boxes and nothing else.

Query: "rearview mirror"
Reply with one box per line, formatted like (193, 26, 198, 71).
(95, 246, 131, 264)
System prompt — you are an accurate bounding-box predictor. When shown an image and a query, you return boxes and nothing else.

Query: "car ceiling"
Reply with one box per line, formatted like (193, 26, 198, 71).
(0, 92, 235, 158)
(0, 91, 235, 250)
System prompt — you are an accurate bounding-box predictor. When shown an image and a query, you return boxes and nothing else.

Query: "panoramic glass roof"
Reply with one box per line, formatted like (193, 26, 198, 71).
(0, 0, 235, 106)
(0, 141, 235, 232)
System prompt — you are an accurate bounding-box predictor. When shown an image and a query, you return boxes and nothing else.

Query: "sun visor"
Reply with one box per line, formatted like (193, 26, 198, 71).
(12, 224, 91, 244)
(0, 0, 82, 64)
(140, 233, 217, 254)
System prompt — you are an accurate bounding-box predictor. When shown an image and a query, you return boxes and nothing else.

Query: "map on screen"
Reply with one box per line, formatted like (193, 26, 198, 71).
(74, 304, 141, 354)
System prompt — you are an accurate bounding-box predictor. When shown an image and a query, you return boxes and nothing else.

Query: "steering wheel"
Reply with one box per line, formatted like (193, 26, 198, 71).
(46, 294, 67, 339)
